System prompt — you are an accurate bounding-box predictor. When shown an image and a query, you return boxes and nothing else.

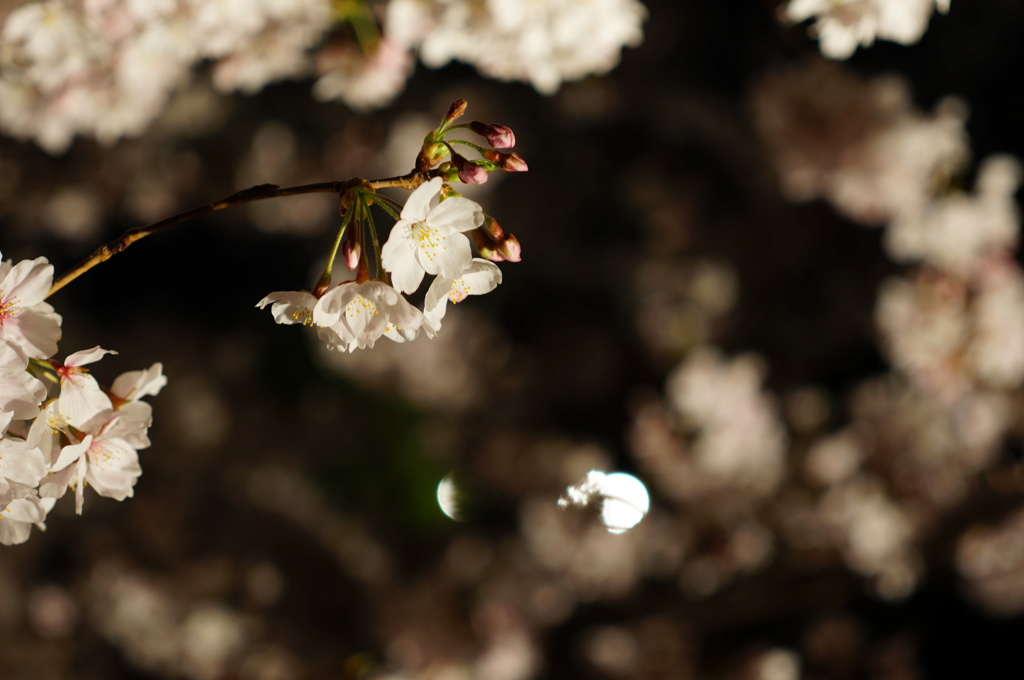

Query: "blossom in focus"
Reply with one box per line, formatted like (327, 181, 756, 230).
(423, 258, 502, 335)
(111, 363, 168, 405)
(55, 346, 116, 431)
(387, 0, 647, 95)
(0, 252, 62, 360)
(257, 290, 362, 350)
(0, 435, 47, 510)
(785, 0, 950, 60)
(256, 291, 318, 327)
(381, 177, 483, 294)
(313, 281, 425, 352)
(0, 495, 51, 546)
(39, 387, 155, 514)
(0, 338, 47, 424)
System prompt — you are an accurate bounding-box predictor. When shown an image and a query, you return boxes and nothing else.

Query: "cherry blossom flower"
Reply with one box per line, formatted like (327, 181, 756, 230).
(56, 346, 116, 431)
(0, 434, 47, 510)
(313, 281, 424, 351)
(423, 258, 502, 335)
(0, 338, 47, 423)
(112, 362, 168, 404)
(256, 291, 318, 326)
(109, 363, 168, 450)
(257, 290, 358, 350)
(381, 177, 483, 294)
(0, 495, 51, 546)
(0, 252, 62, 359)
(38, 397, 150, 514)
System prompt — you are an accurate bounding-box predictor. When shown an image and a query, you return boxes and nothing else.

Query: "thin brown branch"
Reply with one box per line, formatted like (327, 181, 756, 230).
(46, 172, 432, 298)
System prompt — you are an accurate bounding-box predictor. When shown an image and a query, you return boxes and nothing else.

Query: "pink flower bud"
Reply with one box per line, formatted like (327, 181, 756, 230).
(472, 216, 522, 262)
(498, 232, 522, 262)
(499, 152, 528, 172)
(470, 121, 516, 149)
(444, 99, 468, 124)
(452, 153, 489, 184)
(482, 150, 528, 172)
(342, 239, 361, 272)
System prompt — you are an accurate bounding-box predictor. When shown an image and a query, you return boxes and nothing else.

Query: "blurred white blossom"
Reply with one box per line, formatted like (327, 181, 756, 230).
(388, 0, 646, 94)
(886, 156, 1021, 275)
(751, 61, 969, 225)
(786, 0, 950, 60)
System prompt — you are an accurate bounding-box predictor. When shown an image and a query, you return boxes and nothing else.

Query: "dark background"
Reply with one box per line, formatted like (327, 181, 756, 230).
(3, 1, 1024, 678)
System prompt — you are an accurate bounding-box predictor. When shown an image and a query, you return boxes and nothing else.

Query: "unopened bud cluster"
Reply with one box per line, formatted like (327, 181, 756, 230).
(258, 99, 526, 352)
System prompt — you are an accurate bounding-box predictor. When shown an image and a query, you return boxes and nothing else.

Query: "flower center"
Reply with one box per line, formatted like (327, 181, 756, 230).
(0, 294, 19, 321)
(291, 308, 314, 326)
(345, 294, 379, 320)
(412, 221, 444, 261)
(448, 278, 471, 304)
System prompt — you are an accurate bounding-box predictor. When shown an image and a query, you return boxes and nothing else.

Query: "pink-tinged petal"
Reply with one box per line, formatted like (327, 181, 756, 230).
(427, 197, 484, 234)
(0, 372, 45, 419)
(58, 375, 112, 431)
(0, 340, 46, 419)
(106, 402, 153, 449)
(51, 436, 91, 473)
(65, 346, 116, 368)
(26, 405, 61, 465)
(1, 257, 54, 306)
(0, 335, 28, 368)
(39, 462, 75, 499)
(0, 439, 46, 488)
(0, 497, 48, 545)
(1, 306, 62, 359)
(111, 363, 166, 401)
(400, 177, 443, 221)
(87, 438, 140, 501)
(74, 457, 86, 514)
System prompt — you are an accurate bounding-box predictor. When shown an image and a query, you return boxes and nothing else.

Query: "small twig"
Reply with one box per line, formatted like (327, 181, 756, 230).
(46, 171, 432, 298)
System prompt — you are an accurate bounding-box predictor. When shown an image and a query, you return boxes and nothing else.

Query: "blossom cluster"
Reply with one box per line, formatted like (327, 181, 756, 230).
(258, 105, 524, 353)
(0, 251, 165, 545)
(0, 0, 646, 153)
(259, 177, 505, 352)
